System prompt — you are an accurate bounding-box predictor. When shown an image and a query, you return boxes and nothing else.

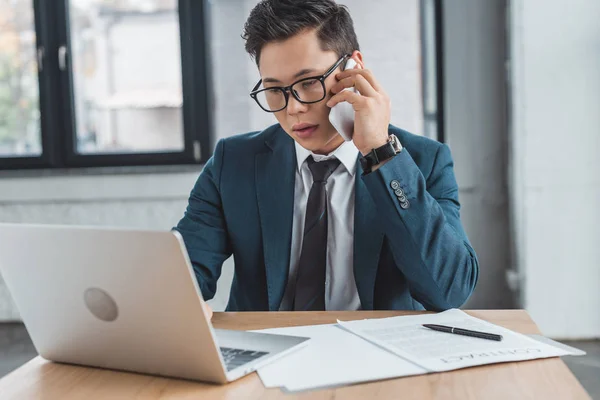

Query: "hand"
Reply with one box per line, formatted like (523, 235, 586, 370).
(327, 68, 391, 155)
(203, 302, 213, 320)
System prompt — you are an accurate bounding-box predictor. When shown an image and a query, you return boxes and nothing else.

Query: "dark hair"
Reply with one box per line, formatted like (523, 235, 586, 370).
(242, 0, 360, 66)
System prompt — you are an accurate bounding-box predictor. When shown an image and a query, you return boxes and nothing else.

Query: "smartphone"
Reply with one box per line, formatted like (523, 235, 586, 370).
(328, 58, 358, 141)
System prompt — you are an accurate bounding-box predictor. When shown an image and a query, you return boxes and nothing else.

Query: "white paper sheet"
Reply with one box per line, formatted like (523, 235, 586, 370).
(528, 334, 587, 356)
(338, 309, 571, 372)
(252, 323, 426, 392)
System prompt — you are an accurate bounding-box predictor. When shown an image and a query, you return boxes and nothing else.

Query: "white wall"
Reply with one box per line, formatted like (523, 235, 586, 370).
(442, 0, 514, 309)
(510, 0, 600, 339)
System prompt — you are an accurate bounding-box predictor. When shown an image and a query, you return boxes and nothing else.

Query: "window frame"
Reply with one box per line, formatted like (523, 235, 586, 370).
(0, 0, 213, 170)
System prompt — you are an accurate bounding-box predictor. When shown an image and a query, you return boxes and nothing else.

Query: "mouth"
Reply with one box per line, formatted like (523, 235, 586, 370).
(292, 123, 319, 139)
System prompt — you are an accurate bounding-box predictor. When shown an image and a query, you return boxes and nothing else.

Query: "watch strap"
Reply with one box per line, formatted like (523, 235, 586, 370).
(359, 135, 402, 174)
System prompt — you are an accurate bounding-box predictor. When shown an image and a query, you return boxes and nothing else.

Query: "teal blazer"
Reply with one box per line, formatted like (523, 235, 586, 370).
(175, 124, 478, 311)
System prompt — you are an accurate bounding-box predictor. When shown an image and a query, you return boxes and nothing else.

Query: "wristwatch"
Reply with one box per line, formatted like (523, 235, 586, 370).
(359, 134, 402, 174)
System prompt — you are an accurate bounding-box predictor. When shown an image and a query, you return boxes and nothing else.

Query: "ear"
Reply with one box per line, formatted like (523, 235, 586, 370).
(350, 50, 364, 69)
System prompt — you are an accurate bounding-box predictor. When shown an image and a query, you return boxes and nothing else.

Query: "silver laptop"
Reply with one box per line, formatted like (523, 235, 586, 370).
(0, 223, 309, 384)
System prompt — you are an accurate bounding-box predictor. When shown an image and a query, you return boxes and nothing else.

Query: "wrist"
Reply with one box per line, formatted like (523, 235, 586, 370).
(359, 136, 388, 156)
(359, 134, 402, 174)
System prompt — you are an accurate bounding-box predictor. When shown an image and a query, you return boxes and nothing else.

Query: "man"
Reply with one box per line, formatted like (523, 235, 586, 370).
(175, 0, 478, 317)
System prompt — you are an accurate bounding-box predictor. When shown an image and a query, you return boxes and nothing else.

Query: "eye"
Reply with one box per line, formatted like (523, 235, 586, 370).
(266, 88, 282, 94)
(301, 79, 319, 89)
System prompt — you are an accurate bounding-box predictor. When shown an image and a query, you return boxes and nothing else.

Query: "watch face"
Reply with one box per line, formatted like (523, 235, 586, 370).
(389, 135, 401, 152)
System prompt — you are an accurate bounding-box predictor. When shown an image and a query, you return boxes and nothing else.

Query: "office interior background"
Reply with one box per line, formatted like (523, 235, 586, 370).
(0, 0, 598, 393)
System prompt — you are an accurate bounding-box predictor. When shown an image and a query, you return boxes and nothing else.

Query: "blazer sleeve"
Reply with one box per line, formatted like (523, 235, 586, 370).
(362, 143, 479, 311)
(173, 139, 232, 300)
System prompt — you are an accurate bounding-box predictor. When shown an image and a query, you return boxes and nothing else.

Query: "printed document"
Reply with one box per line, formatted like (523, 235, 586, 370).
(252, 309, 576, 391)
(337, 309, 571, 372)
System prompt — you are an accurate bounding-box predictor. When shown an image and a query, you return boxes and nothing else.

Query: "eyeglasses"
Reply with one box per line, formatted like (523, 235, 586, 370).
(250, 54, 351, 113)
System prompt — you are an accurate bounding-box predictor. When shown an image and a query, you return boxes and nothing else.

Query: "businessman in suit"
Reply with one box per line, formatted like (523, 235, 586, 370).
(175, 0, 479, 317)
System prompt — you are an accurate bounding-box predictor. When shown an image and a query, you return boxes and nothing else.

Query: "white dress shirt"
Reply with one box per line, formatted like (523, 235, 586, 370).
(279, 140, 361, 311)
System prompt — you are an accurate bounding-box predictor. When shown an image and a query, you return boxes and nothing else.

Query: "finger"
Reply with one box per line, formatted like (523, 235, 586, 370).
(352, 74, 379, 98)
(330, 76, 356, 94)
(336, 69, 383, 92)
(330, 75, 377, 98)
(203, 303, 213, 320)
(326, 90, 366, 110)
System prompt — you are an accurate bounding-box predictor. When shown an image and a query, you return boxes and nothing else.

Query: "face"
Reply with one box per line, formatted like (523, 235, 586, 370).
(258, 29, 348, 155)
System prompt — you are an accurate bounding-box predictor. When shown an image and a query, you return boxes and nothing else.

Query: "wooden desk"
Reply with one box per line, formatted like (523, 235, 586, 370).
(0, 310, 590, 399)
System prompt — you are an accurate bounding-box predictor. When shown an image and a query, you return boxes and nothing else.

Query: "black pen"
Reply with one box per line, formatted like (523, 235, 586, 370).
(423, 324, 503, 341)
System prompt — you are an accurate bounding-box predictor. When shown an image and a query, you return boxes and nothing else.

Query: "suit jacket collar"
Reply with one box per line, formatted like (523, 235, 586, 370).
(256, 126, 296, 310)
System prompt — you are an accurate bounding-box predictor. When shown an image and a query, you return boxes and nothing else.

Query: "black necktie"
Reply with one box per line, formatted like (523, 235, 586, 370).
(293, 156, 341, 311)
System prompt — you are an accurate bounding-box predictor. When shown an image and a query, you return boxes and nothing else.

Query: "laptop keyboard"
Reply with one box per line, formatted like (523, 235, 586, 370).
(220, 347, 269, 371)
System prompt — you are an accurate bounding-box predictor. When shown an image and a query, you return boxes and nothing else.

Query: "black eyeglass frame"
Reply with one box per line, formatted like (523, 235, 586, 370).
(249, 54, 352, 113)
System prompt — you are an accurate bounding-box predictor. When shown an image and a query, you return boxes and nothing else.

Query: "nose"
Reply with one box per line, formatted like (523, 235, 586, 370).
(286, 90, 308, 116)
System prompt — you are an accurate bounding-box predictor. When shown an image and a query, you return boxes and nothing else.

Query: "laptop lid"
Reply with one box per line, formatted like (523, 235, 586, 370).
(0, 223, 229, 383)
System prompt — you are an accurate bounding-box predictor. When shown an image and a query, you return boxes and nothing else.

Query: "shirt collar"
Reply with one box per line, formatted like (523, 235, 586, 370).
(294, 140, 359, 177)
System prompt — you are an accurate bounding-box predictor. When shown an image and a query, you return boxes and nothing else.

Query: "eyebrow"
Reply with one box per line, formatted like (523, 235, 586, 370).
(262, 68, 317, 84)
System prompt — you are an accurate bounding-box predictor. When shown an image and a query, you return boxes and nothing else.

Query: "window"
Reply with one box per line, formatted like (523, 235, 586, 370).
(0, 0, 211, 170)
(208, 0, 444, 143)
(69, 0, 185, 155)
(0, 0, 442, 170)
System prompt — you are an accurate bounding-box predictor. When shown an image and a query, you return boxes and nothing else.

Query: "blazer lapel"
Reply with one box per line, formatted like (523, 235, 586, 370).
(255, 128, 296, 310)
(353, 167, 385, 310)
